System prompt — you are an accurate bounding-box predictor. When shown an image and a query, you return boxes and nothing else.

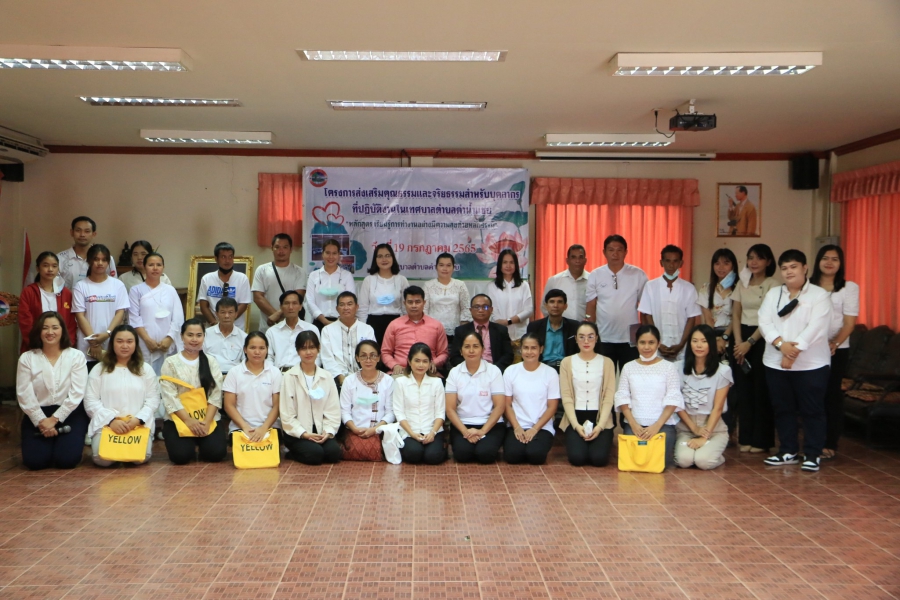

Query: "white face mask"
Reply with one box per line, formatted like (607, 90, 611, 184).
(663, 270, 680, 281)
(639, 350, 659, 362)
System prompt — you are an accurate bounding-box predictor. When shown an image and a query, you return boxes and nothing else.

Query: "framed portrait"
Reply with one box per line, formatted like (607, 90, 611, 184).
(717, 183, 761, 237)
(186, 255, 255, 331)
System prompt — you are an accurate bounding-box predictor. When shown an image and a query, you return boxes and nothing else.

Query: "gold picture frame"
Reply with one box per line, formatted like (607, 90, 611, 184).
(717, 183, 762, 237)
(186, 255, 255, 332)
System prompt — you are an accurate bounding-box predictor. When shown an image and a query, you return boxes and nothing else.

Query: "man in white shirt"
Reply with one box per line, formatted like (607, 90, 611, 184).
(198, 242, 252, 331)
(585, 235, 648, 371)
(638, 245, 702, 361)
(321, 291, 376, 387)
(203, 298, 247, 375)
(542, 244, 589, 321)
(266, 290, 319, 371)
(251, 233, 308, 333)
(57, 216, 116, 290)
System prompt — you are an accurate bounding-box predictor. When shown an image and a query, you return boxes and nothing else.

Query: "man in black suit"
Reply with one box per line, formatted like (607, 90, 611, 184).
(448, 294, 514, 373)
(526, 288, 582, 371)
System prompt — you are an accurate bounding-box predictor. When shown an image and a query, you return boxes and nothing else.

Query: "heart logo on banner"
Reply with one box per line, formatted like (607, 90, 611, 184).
(312, 202, 344, 225)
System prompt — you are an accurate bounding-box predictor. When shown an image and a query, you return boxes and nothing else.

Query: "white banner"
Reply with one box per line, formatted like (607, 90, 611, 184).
(302, 167, 529, 281)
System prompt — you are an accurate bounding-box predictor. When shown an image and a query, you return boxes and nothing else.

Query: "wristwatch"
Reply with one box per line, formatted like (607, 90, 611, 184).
(748, 337, 757, 346)
(507, 318, 513, 325)
(775, 340, 783, 350)
(721, 333, 730, 341)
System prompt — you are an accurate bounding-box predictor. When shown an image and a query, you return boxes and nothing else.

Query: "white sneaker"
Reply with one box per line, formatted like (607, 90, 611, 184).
(84, 434, 92, 446)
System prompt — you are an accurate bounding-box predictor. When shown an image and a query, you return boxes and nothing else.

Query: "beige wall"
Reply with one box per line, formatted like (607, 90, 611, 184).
(836, 138, 900, 173)
(0, 153, 821, 385)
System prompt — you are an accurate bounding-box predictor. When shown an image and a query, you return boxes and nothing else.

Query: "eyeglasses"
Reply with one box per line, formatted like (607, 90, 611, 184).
(577, 334, 597, 341)
(221, 281, 230, 298)
(471, 304, 492, 311)
(611, 273, 618, 290)
(358, 353, 379, 361)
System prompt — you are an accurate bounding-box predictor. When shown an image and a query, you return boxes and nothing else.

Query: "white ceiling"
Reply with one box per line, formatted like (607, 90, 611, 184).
(1, 0, 899, 153)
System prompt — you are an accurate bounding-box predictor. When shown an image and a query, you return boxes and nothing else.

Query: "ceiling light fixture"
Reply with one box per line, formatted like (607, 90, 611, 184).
(610, 52, 821, 76)
(329, 100, 486, 111)
(300, 50, 506, 62)
(0, 45, 192, 71)
(81, 97, 240, 107)
(545, 133, 674, 147)
(140, 130, 272, 144)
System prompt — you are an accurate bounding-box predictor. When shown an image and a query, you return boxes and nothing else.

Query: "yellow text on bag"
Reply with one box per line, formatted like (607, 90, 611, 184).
(160, 375, 217, 438)
(232, 429, 281, 469)
(618, 433, 666, 474)
(98, 416, 151, 463)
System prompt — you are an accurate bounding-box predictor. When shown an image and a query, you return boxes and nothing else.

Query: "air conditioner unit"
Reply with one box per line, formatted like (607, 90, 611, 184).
(535, 151, 715, 162)
(0, 125, 49, 164)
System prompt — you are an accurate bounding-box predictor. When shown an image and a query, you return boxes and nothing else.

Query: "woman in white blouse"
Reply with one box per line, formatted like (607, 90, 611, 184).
(159, 319, 227, 464)
(393, 343, 447, 464)
(445, 331, 506, 464)
(280, 330, 343, 465)
(223, 332, 282, 443)
(810, 244, 859, 459)
(698, 249, 739, 354)
(306, 239, 356, 331)
(129, 252, 183, 375)
(84, 325, 160, 466)
(615, 325, 685, 469)
(118, 241, 173, 292)
(340, 340, 394, 461)
(424, 253, 472, 343)
(16, 311, 89, 470)
(559, 323, 616, 467)
(357, 243, 409, 346)
(674, 325, 732, 470)
(503, 333, 560, 465)
(491, 249, 533, 342)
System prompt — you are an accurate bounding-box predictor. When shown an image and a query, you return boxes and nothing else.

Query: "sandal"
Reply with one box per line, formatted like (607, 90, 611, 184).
(820, 448, 836, 459)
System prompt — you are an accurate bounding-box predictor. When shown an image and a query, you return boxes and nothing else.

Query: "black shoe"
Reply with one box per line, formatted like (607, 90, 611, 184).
(763, 452, 800, 466)
(801, 457, 821, 472)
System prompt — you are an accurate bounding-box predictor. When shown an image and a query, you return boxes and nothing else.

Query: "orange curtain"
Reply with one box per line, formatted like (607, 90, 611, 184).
(831, 159, 900, 203)
(258, 173, 302, 247)
(532, 177, 699, 312)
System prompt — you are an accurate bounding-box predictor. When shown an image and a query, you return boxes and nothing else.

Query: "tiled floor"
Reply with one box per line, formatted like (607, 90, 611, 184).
(0, 436, 899, 599)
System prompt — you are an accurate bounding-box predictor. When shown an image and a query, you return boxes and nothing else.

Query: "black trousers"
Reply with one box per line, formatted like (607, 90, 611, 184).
(367, 314, 401, 347)
(283, 435, 343, 465)
(733, 325, 774, 449)
(313, 317, 337, 332)
(400, 434, 447, 465)
(163, 419, 228, 465)
(504, 428, 554, 465)
(564, 410, 614, 467)
(765, 365, 829, 459)
(825, 348, 849, 451)
(449, 423, 505, 464)
(599, 342, 638, 373)
(20, 404, 89, 470)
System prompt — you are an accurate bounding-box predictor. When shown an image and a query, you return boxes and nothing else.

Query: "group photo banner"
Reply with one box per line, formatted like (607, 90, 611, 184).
(302, 167, 530, 281)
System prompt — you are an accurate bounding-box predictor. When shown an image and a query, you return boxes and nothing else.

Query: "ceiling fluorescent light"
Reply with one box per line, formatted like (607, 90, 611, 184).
(329, 100, 486, 111)
(610, 52, 821, 76)
(140, 130, 272, 144)
(300, 50, 507, 62)
(0, 45, 191, 71)
(81, 97, 240, 107)
(545, 133, 674, 147)
(536, 151, 714, 162)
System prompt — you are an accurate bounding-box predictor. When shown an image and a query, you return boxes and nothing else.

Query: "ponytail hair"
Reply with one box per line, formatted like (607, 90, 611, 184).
(33, 251, 59, 283)
(181, 318, 216, 396)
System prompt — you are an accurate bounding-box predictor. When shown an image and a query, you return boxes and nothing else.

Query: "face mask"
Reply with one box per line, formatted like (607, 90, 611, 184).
(663, 270, 680, 281)
(218, 267, 234, 275)
(376, 294, 395, 305)
(308, 387, 325, 401)
(356, 394, 378, 406)
(320, 287, 341, 297)
(639, 350, 659, 362)
(720, 272, 737, 288)
(155, 309, 171, 319)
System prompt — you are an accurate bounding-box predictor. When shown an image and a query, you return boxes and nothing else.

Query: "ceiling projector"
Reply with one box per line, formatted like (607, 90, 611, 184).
(669, 112, 717, 131)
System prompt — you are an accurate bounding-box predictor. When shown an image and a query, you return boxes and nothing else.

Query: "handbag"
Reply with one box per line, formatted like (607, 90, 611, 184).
(618, 433, 666, 473)
(231, 429, 281, 469)
(342, 432, 384, 461)
(97, 416, 151, 463)
(160, 375, 218, 438)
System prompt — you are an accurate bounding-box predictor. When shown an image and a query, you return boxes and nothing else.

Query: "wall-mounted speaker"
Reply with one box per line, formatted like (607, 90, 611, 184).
(790, 154, 819, 190)
(0, 163, 24, 182)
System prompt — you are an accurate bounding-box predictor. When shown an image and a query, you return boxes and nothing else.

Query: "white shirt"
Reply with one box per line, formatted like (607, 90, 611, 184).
(759, 281, 833, 371)
(118, 270, 172, 293)
(16, 348, 88, 427)
(203, 325, 247, 373)
(503, 362, 560, 434)
(489, 279, 533, 341)
(129, 282, 184, 364)
(696, 283, 734, 329)
(251, 262, 308, 333)
(265, 319, 320, 369)
(340, 371, 395, 428)
(543, 269, 590, 321)
(614, 360, 684, 426)
(446, 360, 505, 425)
(320, 319, 377, 378)
(222, 361, 283, 432)
(569, 354, 606, 412)
(675, 361, 733, 415)
(39, 287, 57, 312)
(197, 271, 252, 330)
(279, 366, 341, 437)
(638, 277, 703, 360)
(57, 247, 116, 291)
(392, 375, 446, 436)
(826, 281, 860, 350)
(159, 353, 224, 419)
(423, 278, 472, 336)
(84, 362, 161, 437)
(357, 274, 409, 321)
(306, 267, 356, 320)
(586, 264, 648, 344)
(72, 276, 130, 358)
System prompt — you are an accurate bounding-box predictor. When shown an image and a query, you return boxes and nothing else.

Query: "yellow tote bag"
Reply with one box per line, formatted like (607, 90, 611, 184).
(160, 375, 217, 438)
(98, 416, 151, 463)
(617, 433, 666, 474)
(232, 429, 281, 469)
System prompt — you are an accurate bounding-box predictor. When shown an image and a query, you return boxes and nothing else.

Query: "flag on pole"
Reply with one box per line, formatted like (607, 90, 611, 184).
(23, 229, 35, 289)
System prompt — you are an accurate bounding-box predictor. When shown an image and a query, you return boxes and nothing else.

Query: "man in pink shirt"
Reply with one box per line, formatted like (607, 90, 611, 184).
(381, 286, 449, 375)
